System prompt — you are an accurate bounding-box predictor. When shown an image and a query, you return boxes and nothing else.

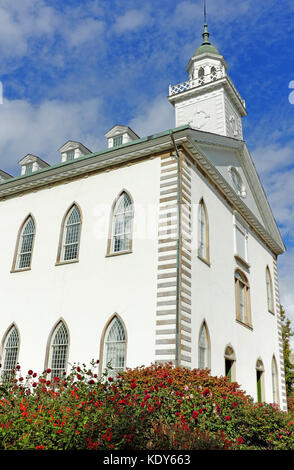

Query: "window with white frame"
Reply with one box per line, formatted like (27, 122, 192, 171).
(272, 356, 279, 404)
(198, 322, 210, 369)
(16, 216, 35, 269)
(113, 136, 123, 147)
(25, 163, 33, 175)
(266, 266, 274, 313)
(66, 150, 75, 161)
(111, 192, 133, 253)
(234, 217, 248, 262)
(2, 326, 19, 380)
(60, 205, 81, 262)
(235, 270, 251, 326)
(49, 321, 69, 379)
(198, 200, 210, 262)
(103, 316, 126, 378)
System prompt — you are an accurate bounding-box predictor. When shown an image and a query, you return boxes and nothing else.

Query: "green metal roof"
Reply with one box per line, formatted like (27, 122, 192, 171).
(0, 125, 190, 186)
(194, 24, 220, 57)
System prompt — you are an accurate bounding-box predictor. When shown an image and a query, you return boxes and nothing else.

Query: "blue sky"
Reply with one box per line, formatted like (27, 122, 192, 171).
(0, 0, 293, 326)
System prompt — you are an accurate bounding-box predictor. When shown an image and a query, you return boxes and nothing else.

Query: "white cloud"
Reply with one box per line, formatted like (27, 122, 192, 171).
(113, 9, 149, 34)
(129, 95, 174, 138)
(0, 97, 105, 174)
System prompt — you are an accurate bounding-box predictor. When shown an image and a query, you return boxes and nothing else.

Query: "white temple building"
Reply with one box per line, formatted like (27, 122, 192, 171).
(0, 21, 287, 410)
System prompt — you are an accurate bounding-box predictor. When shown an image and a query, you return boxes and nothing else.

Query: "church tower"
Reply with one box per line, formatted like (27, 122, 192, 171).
(168, 21, 247, 139)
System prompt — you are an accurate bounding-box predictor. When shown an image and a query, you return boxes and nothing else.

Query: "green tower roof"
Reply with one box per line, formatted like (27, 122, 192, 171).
(194, 24, 220, 56)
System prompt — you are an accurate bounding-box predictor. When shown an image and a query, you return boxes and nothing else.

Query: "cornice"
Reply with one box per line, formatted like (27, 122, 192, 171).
(178, 135, 285, 255)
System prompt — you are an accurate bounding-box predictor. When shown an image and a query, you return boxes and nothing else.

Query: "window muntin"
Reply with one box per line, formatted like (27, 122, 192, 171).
(103, 317, 126, 378)
(198, 200, 209, 263)
(111, 192, 133, 253)
(113, 136, 123, 147)
(16, 217, 35, 269)
(266, 267, 274, 313)
(235, 270, 251, 326)
(61, 205, 81, 262)
(2, 326, 19, 380)
(66, 150, 75, 161)
(25, 163, 33, 175)
(49, 322, 69, 379)
(198, 322, 210, 369)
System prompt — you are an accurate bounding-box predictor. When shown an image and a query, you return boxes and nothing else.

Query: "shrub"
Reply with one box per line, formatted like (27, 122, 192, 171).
(0, 362, 293, 450)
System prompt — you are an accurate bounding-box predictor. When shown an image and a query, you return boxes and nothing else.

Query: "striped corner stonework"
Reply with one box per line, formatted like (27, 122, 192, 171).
(155, 149, 192, 368)
(273, 257, 287, 411)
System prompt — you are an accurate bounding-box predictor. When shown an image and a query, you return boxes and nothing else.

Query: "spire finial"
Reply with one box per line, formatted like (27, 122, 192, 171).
(204, 0, 207, 25)
(202, 0, 210, 45)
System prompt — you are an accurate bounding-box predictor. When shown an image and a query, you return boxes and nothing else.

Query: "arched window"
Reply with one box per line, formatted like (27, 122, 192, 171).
(102, 316, 126, 378)
(1, 326, 19, 380)
(198, 67, 205, 85)
(272, 356, 279, 404)
(256, 359, 265, 403)
(14, 216, 36, 270)
(198, 322, 210, 369)
(109, 192, 133, 254)
(224, 345, 236, 382)
(48, 321, 69, 379)
(266, 267, 274, 313)
(198, 200, 210, 263)
(210, 66, 217, 81)
(58, 204, 81, 262)
(235, 270, 251, 326)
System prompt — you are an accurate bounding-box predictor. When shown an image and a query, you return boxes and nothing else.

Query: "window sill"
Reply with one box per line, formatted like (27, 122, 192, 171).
(235, 318, 253, 331)
(268, 309, 275, 316)
(55, 259, 79, 266)
(106, 250, 133, 258)
(10, 267, 31, 273)
(197, 254, 211, 267)
(234, 254, 250, 270)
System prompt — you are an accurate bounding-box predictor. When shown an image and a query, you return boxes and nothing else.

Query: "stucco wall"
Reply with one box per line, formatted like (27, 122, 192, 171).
(0, 156, 161, 374)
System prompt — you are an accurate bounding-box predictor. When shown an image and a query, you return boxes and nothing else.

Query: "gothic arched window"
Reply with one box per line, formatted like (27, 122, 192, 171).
(48, 321, 69, 379)
(210, 66, 217, 81)
(266, 266, 274, 313)
(198, 322, 210, 369)
(58, 204, 82, 263)
(109, 192, 133, 254)
(272, 356, 279, 404)
(14, 215, 36, 270)
(198, 199, 210, 263)
(235, 270, 251, 326)
(224, 345, 236, 382)
(102, 316, 126, 378)
(256, 359, 265, 403)
(1, 326, 19, 380)
(198, 67, 205, 85)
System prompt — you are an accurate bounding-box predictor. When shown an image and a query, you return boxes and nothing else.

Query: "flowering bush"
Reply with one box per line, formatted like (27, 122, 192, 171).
(0, 362, 293, 450)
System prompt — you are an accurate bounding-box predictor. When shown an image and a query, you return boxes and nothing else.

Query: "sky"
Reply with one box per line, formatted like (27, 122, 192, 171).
(0, 0, 293, 328)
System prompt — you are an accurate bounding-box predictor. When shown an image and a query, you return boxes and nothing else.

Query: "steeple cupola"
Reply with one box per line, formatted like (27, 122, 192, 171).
(168, 18, 247, 139)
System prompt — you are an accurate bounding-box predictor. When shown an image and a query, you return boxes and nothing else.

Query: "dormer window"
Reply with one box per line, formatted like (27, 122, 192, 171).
(66, 150, 75, 161)
(25, 163, 33, 175)
(113, 136, 123, 147)
(105, 125, 139, 149)
(59, 141, 92, 163)
(18, 154, 50, 176)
